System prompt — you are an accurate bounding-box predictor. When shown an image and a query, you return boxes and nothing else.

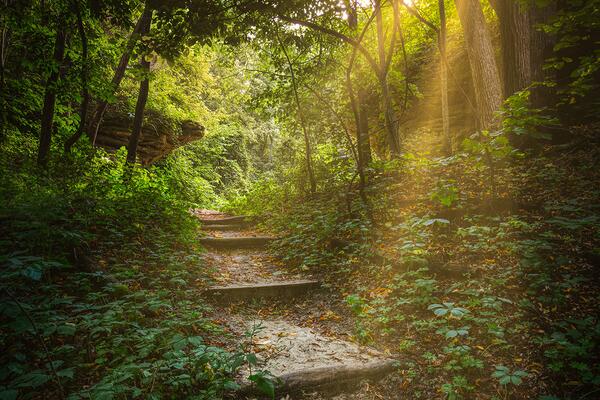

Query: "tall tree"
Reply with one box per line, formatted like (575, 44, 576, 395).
(37, 26, 66, 167)
(529, 1, 556, 109)
(85, 9, 147, 146)
(489, 0, 531, 98)
(438, 0, 450, 154)
(454, 0, 502, 129)
(126, 5, 152, 164)
(375, 0, 400, 156)
(64, 0, 89, 152)
(402, 0, 451, 154)
(275, 5, 400, 157)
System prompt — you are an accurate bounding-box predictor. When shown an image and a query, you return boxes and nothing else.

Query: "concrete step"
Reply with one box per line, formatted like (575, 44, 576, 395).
(199, 215, 249, 226)
(199, 237, 275, 249)
(205, 279, 320, 301)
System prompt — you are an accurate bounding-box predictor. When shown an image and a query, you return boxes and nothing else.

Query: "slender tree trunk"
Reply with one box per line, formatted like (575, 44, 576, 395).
(375, 0, 400, 156)
(357, 87, 372, 165)
(438, 0, 451, 154)
(88, 7, 149, 145)
(346, 64, 367, 194)
(454, 0, 502, 130)
(0, 12, 8, 141)
(277, 34, 316, 194)
(304, 83, 358, 167)
(126, 7, 152, 164)
(37, 27, 66, 167)
(64, 0, 89, 152)
(490, 0, 531, 98)
(343, 2, 375, 213)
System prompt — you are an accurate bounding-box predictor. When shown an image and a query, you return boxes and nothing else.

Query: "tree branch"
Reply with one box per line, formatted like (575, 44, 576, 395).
(276, 14, 381, 77)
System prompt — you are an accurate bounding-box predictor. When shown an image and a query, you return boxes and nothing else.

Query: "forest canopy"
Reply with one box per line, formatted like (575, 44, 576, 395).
(1, 0, 599, 399)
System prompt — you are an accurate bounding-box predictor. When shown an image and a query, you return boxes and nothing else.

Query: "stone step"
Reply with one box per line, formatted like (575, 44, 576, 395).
(199, 237, 275, 249)
(240, 360, 397, 398)
(233, 320, 397, 398)
(199, 215, 249, 226)
(205, 280, 320, 301)
(200, 224, 245, 231)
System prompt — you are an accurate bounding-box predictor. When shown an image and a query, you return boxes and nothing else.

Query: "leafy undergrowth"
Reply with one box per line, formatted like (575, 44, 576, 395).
(263, 125, 600, 399)
(0, 146, 255, 399)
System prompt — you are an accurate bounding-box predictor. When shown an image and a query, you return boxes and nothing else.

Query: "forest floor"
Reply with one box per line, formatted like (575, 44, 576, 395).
(257, 126, 600, 399)
(196, 211, 401, 399)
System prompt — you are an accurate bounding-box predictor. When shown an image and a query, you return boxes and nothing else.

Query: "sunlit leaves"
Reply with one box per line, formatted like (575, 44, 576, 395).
(428, 303, 469, 318)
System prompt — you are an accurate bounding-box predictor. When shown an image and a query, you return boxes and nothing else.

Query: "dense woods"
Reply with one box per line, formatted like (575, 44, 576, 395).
(1, 0, 599, 399)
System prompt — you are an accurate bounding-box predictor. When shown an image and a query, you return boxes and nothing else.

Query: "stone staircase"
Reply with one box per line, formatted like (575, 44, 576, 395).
(197, 212, 396, 399)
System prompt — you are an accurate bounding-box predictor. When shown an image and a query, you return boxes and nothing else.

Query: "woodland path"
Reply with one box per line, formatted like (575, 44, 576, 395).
(195, 211, 397, 399)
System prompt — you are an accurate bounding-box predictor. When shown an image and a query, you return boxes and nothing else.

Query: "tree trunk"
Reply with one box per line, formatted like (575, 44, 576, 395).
(490, 0, 531, 98)
(88, 7, 149, 144)
(0, 14, 8, 142)
(277, 34, 316, 194)
(529, 1, 556, 109)
(357, 86, 372, 165)
(37, 27, 66, 167)
(126, 8, 152, 164)
(454, 0, 502, 130)
(64, 0, 89, 152)
(438, 0, 451, 154)
(375, 0, 400, 156)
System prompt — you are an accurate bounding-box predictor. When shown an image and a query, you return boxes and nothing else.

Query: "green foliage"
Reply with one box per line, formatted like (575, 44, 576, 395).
(0, 135, 255, 398)
(492, 365, 529, 386)
(430, 179, 459, 207)
(541, 0, 600, 113)
(499, 90, 558, 140)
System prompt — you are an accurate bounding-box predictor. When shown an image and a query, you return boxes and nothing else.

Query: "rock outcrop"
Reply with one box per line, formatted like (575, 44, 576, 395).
(93, 113, 204, 165)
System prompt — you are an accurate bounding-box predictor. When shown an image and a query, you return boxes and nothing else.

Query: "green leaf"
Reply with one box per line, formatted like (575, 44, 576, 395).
(499, 375, 511, 385)
(223, 381, 241, 390)
(510, 375, 523, 385)
(57, 368, 75, 379)
(434, 309, 448, 316)
(249, 373, 275, 399)
(0, 390, 18, 400)
(22, 266, 42, 281)
(13, 371, 50, 388)
(187, 336, 203, 347)
(246, 353, 258, 365)
(57, 324, 76, 336)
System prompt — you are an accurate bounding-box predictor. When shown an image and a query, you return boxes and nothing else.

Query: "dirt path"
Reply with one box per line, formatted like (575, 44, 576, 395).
(195, 211, 398, 399)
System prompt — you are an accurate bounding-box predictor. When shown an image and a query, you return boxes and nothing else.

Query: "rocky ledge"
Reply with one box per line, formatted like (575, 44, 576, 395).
(94, 114, 204, 165)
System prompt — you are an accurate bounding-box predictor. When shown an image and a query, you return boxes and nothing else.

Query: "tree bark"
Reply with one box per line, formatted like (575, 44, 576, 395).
(454, 0, 502, 130)
(345, 10, 376, 208)
(64, 0, 89, 152)
(0, 11, 8, 142)
(529, 1, 556, 109)
(438, 0, 451, 154)
(88, 7, 149, 145)
(126, 7, 152, 164)
(37, 27, 66, 167)
(490, 0, 531, 98)
(375, 0, 400, 156)
(357, 86, 372, 165)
